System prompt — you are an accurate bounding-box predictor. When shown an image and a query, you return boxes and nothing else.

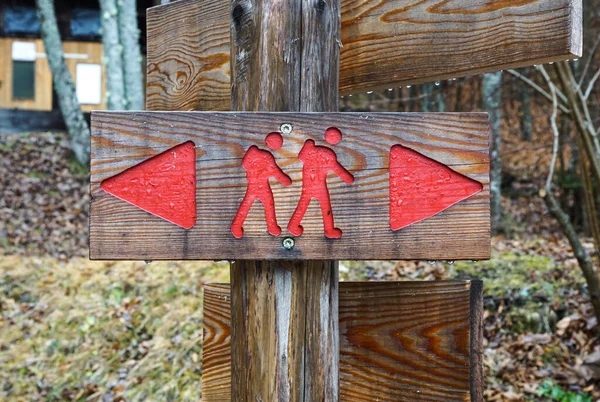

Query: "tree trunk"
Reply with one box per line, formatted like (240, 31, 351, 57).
(99, 0, 126, 110)
(520, 81, 532, 141)
(545, 192, 600, 326)
(437, 82, 445, 112)
(229, 0, 340, 400)
(455, 80, 463, 112)
(36, 0, 90, 166)
(118, 0, 145, 110)
(421, 82, 434, 112)
(397, 87, 407, 112)
(483, 71, 503, 234)
(408, 85, 417, 111)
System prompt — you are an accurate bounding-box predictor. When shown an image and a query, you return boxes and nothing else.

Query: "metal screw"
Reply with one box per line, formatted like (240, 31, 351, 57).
(282, 237, 295, 250)
(280, 123, 293, 134)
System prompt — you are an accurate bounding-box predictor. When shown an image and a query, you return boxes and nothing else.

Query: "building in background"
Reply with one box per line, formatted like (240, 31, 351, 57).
(0, 0, 156, 132)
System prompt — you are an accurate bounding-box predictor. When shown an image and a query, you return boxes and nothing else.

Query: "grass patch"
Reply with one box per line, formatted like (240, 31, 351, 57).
(453, 251, 584, 333)
(0, 256, 228, 401)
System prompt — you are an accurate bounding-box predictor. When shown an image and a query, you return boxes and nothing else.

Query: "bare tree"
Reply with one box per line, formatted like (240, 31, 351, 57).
(536, 63, 600, 325)
(519, 71, 533, 141)
(118, 0, 144, 110)
(36, 0, 90, 165)
(99, 0, 126, 110)
(436, 82, 445, 112)
(482, 71, 503, 234)
(421, 83, 434, 112)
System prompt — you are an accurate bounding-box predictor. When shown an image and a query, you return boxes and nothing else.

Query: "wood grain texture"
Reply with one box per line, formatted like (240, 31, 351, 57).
(202, 284, 231, 401)
(90, 111, 490, 261)
(230, 261, 338, 401)
(146, 0, 231, 112)
(228, 1, 340, 400)
(203, 280, 480, 401)
(469, 279, 484, 402)
(339, 0, 582, 93)
(145, 0, 582, 110)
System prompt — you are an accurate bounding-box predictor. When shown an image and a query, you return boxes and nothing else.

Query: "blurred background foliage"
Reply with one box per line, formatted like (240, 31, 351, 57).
(1, 0, 600, 401)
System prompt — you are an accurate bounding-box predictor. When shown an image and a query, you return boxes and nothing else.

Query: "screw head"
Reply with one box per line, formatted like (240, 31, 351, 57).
(282, 237, 295, 250)
(280, 123, 293, 134)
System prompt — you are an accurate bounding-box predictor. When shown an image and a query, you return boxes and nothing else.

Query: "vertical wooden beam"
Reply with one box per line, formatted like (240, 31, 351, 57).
(229, 0, 340, 400)
(470, 280, 484, 402)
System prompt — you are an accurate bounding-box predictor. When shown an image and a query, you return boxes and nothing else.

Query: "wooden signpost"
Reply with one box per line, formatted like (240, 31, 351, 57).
(90, 0, 582, 400)
(146, 0, 582, 112)
(91, 112, 490, 260)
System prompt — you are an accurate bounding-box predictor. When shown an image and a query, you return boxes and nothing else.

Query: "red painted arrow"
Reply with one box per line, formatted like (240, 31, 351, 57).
(101, 141, 197, 229)
(390, 144, 483, 231)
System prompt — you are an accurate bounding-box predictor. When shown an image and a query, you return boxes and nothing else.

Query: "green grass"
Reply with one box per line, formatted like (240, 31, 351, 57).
(538, 379, 593, 402)
(0, 256, 228, 401)
(0, 250, 592, 400)
(453, 251, 585, 334)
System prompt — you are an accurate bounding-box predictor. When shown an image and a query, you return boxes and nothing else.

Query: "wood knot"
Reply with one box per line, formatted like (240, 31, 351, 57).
(316, 0, 326, 13)
(232, 4, 245, 28)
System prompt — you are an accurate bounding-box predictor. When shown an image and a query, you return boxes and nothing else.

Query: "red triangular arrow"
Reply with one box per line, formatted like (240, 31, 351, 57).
(101, 141, 197, 229)
(390, 144, 483, 231)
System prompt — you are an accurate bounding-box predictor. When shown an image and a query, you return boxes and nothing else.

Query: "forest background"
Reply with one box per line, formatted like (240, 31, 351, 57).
(1, 0, 600, 400)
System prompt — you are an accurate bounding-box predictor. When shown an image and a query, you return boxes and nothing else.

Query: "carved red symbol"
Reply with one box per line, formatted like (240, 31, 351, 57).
(101, 141, 197, 229)
(231, 133, 292, 238)
(288, 128, 355, 239)
(389, 144, 483, 231)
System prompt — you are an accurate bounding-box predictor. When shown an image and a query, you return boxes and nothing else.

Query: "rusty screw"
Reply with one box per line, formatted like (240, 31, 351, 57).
(282, 237, 295, 250)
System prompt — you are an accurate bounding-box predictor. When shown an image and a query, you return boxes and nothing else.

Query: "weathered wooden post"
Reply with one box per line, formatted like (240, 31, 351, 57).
(229, 1, 340, 400)
(90, 0, 582, 400)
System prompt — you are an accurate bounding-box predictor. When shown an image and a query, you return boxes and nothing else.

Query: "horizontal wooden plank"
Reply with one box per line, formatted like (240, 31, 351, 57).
(339, 0, 582, 93)
(146, 0, 582, 110)
(203, 280, 481, 401)
(90, 111, 490, 260)
(146, 0, 231, 112)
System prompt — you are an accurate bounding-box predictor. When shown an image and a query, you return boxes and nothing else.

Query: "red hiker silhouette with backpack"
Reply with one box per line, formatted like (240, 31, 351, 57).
(287, 127, 355, 239)
(231, 132, 292, 238)
(232, 128, 354, 239)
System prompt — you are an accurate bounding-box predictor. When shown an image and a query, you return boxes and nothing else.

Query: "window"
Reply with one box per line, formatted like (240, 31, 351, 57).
(4, 7, 40, 34)
(76, 64, 102, 105)
(71, 9, 101, 38)
(12, 42, 37, 100)
(12, 61, 35, 100)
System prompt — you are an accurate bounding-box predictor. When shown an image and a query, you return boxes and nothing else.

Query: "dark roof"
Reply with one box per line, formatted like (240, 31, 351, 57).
(1, 0, 156, 45)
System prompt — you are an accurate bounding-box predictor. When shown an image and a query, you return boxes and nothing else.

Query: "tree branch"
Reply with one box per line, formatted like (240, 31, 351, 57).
(583, 68, 600, 101)
(507, 69, 570, 114)
(536, 65, 559, 191)
(578, 33, 600, 87)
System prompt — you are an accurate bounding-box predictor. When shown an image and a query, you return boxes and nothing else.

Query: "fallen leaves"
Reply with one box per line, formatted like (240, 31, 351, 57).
(1, 131, 599, 400)
(0, 133, 88, 259)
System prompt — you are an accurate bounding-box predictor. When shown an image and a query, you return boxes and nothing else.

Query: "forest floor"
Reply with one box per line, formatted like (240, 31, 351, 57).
(0, 131, 599, 401)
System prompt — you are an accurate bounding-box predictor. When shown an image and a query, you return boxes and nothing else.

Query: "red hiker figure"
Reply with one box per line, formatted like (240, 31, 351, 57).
(288, 127, 355, 239)
(231, 132, 292, 238)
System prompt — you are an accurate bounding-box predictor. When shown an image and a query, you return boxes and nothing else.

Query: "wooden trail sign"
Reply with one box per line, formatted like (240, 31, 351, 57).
(146, 0, 582, 112)
(87, 0, 583, 399)
(90, 111, 490, 261)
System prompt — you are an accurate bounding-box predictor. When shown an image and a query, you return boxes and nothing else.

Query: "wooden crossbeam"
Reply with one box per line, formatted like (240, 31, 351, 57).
(146, 0, 582, 111)
(203, 280, 484, 401)
(89, 111, 490, 261)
